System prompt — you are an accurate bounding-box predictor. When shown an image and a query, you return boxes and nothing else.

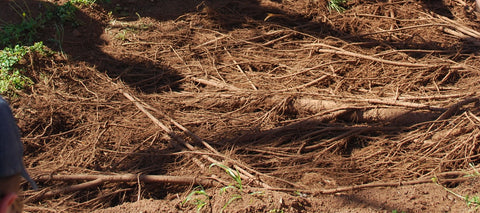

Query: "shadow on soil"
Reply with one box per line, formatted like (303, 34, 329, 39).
(338, 193, 408, 212)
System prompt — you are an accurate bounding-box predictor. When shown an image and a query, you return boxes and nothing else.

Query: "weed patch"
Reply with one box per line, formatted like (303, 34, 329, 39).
(328, 0, 348, 12)
(0, 42, 45, 95)
(0, 0, 93, 48)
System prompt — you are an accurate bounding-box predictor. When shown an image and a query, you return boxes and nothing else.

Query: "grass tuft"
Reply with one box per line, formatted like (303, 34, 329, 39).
(328, 0, 348, 13)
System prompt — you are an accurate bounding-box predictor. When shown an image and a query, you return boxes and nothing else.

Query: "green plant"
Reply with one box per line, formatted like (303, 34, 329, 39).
(209, 163, 246, 211)
(115, 30, 127, 41)
(54, 1, 79, 25)
(328, 0, 348, 13)
(221, 194, 242, 213)
(70, 0, 96, 6)
(182, 186, 210, 213)
(294, 190, 307, 197)
(0, 0, 84, 48)
(51, 23, 65, 54)
(0, 1, 43, 47)
(0, 42, 45, 94)
(250, 191, 264, 195)
(210, 163, 243, 190)
(464, 163, 480, 177)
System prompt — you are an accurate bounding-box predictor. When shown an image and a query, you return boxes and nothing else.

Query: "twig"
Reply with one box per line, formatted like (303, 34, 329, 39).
(224, 47, 258, 90)
(273, 60, 353, 79)
(398, 93, 475, 101)
(137, 174, 141, 201)
(190, 77, 243, 91)
(306, 43, 439, 68)
(170, 45, 193, 74)
(440, 27, 480, 46)
(361, 98, 446, 111)
(301, 127, 370, 153)
(194, 34, 228, 49)
(193, 27, 274, 50)
(263, 33, 294, 46)
(276, 75, 328, 92)
(140, 97, 294, 189)
(122, 41, 167, 46)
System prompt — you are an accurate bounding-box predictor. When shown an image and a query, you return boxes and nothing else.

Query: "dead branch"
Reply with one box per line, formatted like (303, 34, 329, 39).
(437, 15, 480, 38)
(28, 174, 219, 202)
(29, 179, 104, 201)
(36, 174, 219, 186)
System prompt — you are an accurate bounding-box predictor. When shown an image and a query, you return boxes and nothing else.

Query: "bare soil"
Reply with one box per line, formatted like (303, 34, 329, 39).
(2, 0, 480, 212)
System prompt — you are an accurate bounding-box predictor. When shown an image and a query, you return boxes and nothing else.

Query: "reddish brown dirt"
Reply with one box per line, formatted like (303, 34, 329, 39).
(2, 0, 480, 212)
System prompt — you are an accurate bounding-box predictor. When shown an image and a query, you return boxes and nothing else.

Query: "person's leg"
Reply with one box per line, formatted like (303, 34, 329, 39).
(0, 175, 22, 213)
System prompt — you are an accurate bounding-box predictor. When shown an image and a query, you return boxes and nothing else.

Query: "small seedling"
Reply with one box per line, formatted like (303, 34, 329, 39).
(209, 163, 246, 212)
(221, 194, 242, 213)
(182, 186, 210, 212)
(219, 185, 237, 195)
(328, 0, 348, 13)
(250, 191, 264, 196)
(294, 190, 308, 198)
(51, 23, 65, 54)
(115, 30, 127, 41)
(209, 163, 243, 190)
(464, 163, 480, 177)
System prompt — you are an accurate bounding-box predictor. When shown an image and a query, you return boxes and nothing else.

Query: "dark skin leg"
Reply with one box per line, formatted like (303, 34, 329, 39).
(0, 175, 22, 213)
